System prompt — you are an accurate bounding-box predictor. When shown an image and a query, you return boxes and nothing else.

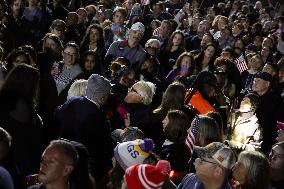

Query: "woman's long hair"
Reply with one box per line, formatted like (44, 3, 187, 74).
(238, 151, 270, 189)
(154, 82, 185, 117)
(0, 64, 40, 106)
(80, 24, 105, 50)
(194, 43, 216, 73)
(165, 30, 185, 52)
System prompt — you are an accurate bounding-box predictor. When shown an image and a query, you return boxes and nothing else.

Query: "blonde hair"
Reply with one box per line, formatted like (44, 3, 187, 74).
(68, 79, 88, 99)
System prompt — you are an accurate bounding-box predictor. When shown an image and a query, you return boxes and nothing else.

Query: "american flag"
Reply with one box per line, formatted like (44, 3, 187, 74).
(235, 54, 248, 73)
(185, 116, 200, 154)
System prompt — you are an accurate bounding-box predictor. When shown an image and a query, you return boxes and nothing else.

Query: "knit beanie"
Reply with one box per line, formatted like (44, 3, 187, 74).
(86, 74, 112, 101)
(114, 138, 154, 170)
(125, 160, 171, 189)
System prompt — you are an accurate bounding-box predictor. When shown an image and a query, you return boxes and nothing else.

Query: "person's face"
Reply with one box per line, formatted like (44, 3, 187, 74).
(232, 25, 241, 37)
(252, 78, 269, 95)
(162, 115, 169, 130)
(255, 1, 262, 10)
(62, 46, 77, 65)
(197, 22, 208, 36)
(11, 0, 22, 16)
(14, 54, 28, 65)
(45, 38, 60, 53)
(277, 130, 284, 142)
(207, 7, 215, 16)
(113, 11, 125, 25)
(194, 157, 219, 181)
(204, 45, 215, 58)
(181, 56, 191, 69)
(234, 40, 244, 50)
(262, 64, 275, 76)
(38, 145, 73, 184)
(249, 56, 263, 71)
(279, 70, 284, 83)
(239, 97, 252, 113)
(129, 29, 143, 43)
(65, 13, 78, 26)
(84, 54, 95, 71)
(221, 51, 232, 60)
(261, 46, 270, 57)
(89, 28, 100, 43)
(269, 145, 284, 170)
(51, 28, 65, 39)
(124, 82, 144, 103)
(77, 9, 87, 24)
(254, 37, 263, 48)
(152, 5, 162, 15)
(218, 18, 227, 31)
(232, 160, 247, 185)
(172, 33, 183, 46)
(121, 71, 135, 88)
(201, 35, 212, 48)
(125, 0, 135, 11)
(159, 22, 170, 38)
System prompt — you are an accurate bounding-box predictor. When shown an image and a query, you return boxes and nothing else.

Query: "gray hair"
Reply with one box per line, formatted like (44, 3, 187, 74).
(132, 81, 156, 105)
(86, 74, 111, 101)
(238, 150, 270, 189)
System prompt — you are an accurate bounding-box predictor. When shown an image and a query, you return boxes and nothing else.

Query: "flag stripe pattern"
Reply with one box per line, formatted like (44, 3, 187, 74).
(185, 116, 200, 154)
(235, 54, 248, 73)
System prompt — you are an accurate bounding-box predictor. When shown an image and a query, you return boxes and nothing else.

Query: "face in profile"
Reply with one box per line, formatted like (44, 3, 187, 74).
(239, 97, 252, 113)
(269, 145, 284, 171)
(38, 145, 74, 185)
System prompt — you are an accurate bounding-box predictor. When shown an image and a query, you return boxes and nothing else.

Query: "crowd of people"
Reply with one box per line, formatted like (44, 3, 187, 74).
(0, 0, 284, 188)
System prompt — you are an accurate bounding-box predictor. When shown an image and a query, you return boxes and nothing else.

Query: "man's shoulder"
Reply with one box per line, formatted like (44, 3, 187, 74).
(178, 173, 199, 189)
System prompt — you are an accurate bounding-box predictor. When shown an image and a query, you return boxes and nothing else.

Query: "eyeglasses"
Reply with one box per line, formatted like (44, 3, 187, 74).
(130, 88, 141, 96)
(196, 157, 219, 165)
(63, 51, 77, 58)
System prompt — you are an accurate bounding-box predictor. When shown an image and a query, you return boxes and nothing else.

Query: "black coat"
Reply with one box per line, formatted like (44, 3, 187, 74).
(0, 93, 43, 188)
(257, 91, 284, 154)
(55, 96, 115, 182)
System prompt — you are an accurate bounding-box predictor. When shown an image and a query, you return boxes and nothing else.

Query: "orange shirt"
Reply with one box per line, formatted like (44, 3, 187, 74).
(186, 90, 215, 114)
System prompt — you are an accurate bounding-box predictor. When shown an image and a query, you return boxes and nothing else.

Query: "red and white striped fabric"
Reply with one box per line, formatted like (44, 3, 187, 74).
(235, 54, 248, 73)
(125, 160, 171, 189)
(185, 116, 200, 154)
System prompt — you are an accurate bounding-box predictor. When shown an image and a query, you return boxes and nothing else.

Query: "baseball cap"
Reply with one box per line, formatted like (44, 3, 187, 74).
(255, 71, 273, 82)
(245, 43, 258, 52)
(130, 22, 145, 33)
(194, 142, 236, 169)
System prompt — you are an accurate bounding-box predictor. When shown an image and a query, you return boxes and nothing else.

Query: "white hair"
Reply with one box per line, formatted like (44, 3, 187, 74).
(133, 81, 156, 105)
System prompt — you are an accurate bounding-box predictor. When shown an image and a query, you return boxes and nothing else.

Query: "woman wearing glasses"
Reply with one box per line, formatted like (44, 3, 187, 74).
(52, 41, 83, 104)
